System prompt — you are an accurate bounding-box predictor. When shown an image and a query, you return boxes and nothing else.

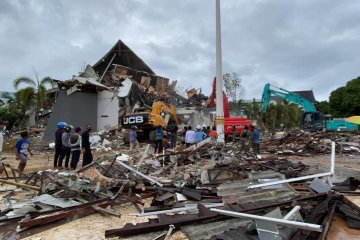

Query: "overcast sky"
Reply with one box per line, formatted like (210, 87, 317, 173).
(1, 0, 360, 101)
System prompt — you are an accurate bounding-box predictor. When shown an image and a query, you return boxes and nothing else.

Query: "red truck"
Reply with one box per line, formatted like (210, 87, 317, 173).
(208, 78, 252, 137)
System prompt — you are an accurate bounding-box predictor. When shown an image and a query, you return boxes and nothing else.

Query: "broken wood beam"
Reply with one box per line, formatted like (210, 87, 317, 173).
(0, 179, 40, 191)
(18, 200, 113, 229)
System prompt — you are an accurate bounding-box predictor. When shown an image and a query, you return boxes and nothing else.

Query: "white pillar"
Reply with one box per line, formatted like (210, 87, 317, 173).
(215, 0, 225, 143)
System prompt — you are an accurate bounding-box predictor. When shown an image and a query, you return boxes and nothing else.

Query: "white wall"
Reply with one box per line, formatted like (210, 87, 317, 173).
(97, 91, 119, 131)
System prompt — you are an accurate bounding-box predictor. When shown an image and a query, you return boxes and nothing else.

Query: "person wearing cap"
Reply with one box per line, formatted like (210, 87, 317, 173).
(129, 126, 139, 150)
(0, 121, 4, 174)
(185, 126, 196, 147)
(69, 127, 82, 170)
(154, 124, 164, 154)
(195, 125, 207, 143)
(82, 124, 93, 167)
(54, 122, 66, 168)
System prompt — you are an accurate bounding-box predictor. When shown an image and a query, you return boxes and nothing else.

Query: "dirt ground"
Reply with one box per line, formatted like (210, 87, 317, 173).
(1, 138, 360, 239)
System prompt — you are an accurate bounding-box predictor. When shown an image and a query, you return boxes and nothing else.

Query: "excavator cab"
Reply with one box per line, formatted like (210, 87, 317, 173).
(300, 111, 326, 131)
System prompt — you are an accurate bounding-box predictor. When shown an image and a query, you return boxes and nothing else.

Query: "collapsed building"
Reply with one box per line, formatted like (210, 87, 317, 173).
(43, 40, 210, 142)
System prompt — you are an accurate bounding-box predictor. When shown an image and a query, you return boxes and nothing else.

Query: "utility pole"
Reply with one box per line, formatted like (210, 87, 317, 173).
(215, 0, 225, 143)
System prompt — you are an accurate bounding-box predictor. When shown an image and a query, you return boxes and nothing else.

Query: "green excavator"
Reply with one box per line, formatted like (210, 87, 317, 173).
(261, 83, 358, 131)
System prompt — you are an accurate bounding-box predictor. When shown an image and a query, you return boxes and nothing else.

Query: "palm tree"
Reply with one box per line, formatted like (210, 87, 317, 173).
(13, 70, 54, 114)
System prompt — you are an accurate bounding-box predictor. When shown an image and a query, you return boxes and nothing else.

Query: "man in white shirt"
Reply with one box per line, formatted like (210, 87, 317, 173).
(185, 126, 196, 148)
(0, 121, 4, 173)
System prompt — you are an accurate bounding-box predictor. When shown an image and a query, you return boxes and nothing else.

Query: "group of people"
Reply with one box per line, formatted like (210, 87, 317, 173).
(53, 122, 93, 170)
(128, 120, 179, 154)
(232, 125, 261, 156)
(183, 124, 211, 147)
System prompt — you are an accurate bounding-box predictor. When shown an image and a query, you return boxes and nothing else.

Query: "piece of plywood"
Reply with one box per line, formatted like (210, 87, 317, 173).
(327, 214, 360, 240)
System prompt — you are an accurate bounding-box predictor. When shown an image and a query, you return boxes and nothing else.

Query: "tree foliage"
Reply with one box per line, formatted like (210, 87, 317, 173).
(262, 102, 301, 129)
(223, 72, 242, 103)
(0, 103, 25, 130)
(13, 70, 54, 115)
(315, 101, 331, 115)
(329, 77, 360, 117)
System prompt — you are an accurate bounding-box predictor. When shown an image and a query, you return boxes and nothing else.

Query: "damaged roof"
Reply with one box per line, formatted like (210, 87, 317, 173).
(92, 39, 155, 76)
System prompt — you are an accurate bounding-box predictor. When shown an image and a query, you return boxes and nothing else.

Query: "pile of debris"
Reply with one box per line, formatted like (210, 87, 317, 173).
(262, 130, 360, 156)
(1, 135, 360, 239)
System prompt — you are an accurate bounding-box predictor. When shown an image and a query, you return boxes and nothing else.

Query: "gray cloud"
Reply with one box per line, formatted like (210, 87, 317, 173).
(1, 0, 360, 101)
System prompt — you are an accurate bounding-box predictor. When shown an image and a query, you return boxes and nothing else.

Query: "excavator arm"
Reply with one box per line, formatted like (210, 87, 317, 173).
(261, 83, 316, 112)
(208, 77, 230, 118)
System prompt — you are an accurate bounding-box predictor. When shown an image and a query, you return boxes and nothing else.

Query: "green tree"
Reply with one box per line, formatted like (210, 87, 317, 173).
(13, 71, 54, 115)
(223, 72, 242, 103)
(329, 77, 360, 117)
(315, 101, 331, 115)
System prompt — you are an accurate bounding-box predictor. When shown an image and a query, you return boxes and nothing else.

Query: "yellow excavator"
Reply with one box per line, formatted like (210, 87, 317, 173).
(121, 101, 179, 141)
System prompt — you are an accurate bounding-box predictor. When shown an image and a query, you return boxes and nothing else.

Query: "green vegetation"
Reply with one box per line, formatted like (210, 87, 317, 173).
(13, 72, 54, 115)
(329, 76, 360, 117)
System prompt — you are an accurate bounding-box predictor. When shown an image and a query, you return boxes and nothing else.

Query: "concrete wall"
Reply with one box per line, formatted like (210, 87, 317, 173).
(97, 91, 119, 131)
(43, 90, 98, 142)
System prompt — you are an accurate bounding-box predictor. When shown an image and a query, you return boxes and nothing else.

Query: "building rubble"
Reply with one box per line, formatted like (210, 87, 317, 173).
(1, 129, 360, 240)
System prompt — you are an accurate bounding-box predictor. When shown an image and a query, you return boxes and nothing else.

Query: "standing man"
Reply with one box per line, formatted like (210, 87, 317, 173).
(70, 127, 82, 170)
(54, 122, 66, 168)
(0, 121, 4, 174)
(251, 125, 261, 157)
(209, 126, 217, 138)
(202, 124, 208, 137)
(185, 126, 196, 147)
(129, 126, 139, 150)
(15, 131, 33, 172)
(231, 126, 239, 143)
(195, 125, 207, 143)
(167, 120, 178, 150)
(154, 124, 164, 154)
(240, 125, 250, 153)
(81, 124, 93, 167)
(58, 126, 72, 169)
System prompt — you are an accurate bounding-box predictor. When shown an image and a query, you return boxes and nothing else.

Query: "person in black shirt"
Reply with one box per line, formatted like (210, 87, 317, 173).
(167, 120, 178, 150)
(54, 122, 65, 168)
(81, 124, 93, 167)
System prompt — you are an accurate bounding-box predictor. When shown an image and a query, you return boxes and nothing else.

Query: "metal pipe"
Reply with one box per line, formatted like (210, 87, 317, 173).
(215, 0, 224, 143)
(130, 202, 224, 217)
(283, 205, 301, 220)
(331, 141, 335, 174)
(247, 172, 332, 189)
(116, 159, 163, 187)
(210, 208, 323, 232)
(248, 143, 336, 189)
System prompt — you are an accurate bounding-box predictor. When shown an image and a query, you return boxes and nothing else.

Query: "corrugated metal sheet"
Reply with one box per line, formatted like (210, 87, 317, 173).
(217, 171, 299, 204)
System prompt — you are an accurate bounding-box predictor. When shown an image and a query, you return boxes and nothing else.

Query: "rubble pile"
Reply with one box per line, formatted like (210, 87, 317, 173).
(262, 130, 360, 156)
(2, 133, 360, 240)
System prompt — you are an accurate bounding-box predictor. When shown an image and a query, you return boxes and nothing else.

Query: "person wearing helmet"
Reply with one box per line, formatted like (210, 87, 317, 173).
(154, 124, 164, 154)
(58, 126, 72, 169)
(195, 125, 207, 143)
(54, 122, 66, 168)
